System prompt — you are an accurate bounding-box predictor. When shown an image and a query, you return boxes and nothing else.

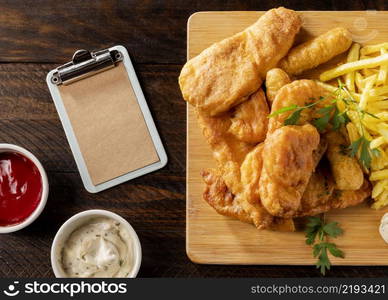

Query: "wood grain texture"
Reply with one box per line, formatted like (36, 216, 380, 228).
(187, 11, 388, 265)
(0, 0, 387, 278)
(0, 0, 386, 64)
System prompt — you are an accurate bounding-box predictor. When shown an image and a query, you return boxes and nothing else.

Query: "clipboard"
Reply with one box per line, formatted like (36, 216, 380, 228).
(46, 45, 167, 193)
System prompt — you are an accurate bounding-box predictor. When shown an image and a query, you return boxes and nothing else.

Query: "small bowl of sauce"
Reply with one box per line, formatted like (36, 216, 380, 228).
(51, 210, 142, 278)
(0, 144, 49, 233)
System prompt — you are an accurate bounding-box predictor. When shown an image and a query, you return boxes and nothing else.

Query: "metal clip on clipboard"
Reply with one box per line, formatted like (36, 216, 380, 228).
(50, 49, 124, 85)
(46, 46, 167, 193)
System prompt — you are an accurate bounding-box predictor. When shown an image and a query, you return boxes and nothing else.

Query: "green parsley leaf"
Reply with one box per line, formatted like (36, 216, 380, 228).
(322, 222, 343, 238)
(331, 108, 349, 131)
(313, 112, 331, 132)
(348, 137, 379, 169)
(268, 104, 298, 117)
(284, 108, 303, 125)
(316, 105, 334, 115)
(326, 243, 345, 258)
(360, 138, 372, 169)
(349, 137, 363, 158)
(304, 216, 344, 276)
(316, 246, 331, 275)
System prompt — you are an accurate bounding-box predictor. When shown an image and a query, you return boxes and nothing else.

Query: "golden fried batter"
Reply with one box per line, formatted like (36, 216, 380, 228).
(196, 110, 251, 194)
(196, 89, 269, 195)
(228, 89, 269, 144)
(325, 131, 364, 190)
(278, 27, 352, 75)
(238, 144, 274, 228)
(265, 68, 291, 104)
(331, 179, 371, 209)
(179, 7, 302, 116)
(202, 168, 295, 231)
(202, 169, 253, 224)
(296, 165, 336, 217)
(259, 124, 320, 218)
(268, 80, 335, 135)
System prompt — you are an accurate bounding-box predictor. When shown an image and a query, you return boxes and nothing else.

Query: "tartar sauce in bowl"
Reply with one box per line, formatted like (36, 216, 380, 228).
(51, 210, 141, 278)
(62, 217, 133, 277)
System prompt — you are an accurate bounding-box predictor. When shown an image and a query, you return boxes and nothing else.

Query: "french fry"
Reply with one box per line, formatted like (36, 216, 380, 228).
(377, 123, 388, 141)
(345, 43, 360, 91)
(376, 112, 388, 120)
(377, 48, 388, 85)
(370, 85, 388, 96)
(359, 74, 376, 109)
(370, 169, 388, 181)
(370, 136, 386, 149)
(372, 179, 388, 198)
(370, 101, 388, 109)
(320, 53, 388, 81)
(320, 42, 388, 209)
(346, 122, 360, 142)
(360, 42, 388, 55)
(372, 191, 388, 209)
(355, 72, 364, 92)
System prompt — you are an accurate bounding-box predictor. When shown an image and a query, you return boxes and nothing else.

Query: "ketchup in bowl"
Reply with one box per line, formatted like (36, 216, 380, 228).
(0, 152, 43, 226)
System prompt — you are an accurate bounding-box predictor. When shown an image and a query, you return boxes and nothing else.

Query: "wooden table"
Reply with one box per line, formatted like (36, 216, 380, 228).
(0, 0, 387, 278)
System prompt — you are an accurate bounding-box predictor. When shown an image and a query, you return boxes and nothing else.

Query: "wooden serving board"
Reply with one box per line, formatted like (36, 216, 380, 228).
(186, 11, 388, 265)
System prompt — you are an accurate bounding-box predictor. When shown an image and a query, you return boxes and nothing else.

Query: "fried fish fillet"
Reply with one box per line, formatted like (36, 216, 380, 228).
(265, 68, 291, 104)
(196, 89, 268, 194)
(228, 89, 269, 143)
(296, 164, 336, 217)
(238, 143, 274, 228)
(278, 27, 352, 75)
(202, 168, 295, 231)
(268, 80, 335, 135)
(202, 169, 253, 224)
(179, 7, 302, 116)
(197, 109, 250, 195)
(325, 130, 364, 190)
(296, 165, 370, 216)
(330, 179, 371, 209)
(259, 124, 320, 218)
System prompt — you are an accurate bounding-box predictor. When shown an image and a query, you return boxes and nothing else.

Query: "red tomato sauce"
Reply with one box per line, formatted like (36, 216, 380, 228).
(0, 152, 42, 226)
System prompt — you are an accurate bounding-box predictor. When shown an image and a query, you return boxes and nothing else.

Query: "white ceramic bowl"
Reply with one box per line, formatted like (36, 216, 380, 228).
(51, 209, 142, 278)
(0, 143, 49, 233)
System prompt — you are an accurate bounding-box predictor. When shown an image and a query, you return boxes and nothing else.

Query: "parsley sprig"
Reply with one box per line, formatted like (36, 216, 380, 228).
(335, 81, 380, 169)
(305, 216, 344, 275)
(268, 95, 349, 132)
(268, 80, 380, 169)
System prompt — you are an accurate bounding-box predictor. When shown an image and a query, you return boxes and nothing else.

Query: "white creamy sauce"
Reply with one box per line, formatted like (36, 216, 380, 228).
(61, 217, 133, 278)
(379, 213, 388, 244)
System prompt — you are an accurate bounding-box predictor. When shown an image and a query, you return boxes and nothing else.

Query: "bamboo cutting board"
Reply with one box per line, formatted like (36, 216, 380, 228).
(186, 11, 388, 265)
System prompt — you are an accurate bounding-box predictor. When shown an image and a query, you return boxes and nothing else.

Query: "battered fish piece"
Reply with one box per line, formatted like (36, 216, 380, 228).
(196, 108, 252, 195)
(179, 7, 302, 116)
(265, 68, 291, 104)
(268, 80, 335, 135)
(296, 166, 370, 216)
(202, 169, 295, 231)
(278, 27, 352, 75)
(259, 124, 320, 218)
(330, 179, 371, 209)
(196, 89, 268, 194)
(202, 169, 253, 224)
(296, 164, 336, 217)
(228, 89, 269, 144)
(325, 131, 364, 190)
(238, 144, 273, 228)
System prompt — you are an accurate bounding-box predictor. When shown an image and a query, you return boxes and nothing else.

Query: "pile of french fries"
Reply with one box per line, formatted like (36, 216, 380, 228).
(319, 42, 388, 209)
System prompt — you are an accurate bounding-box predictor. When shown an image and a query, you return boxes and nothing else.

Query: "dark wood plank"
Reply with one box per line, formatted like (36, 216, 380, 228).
(0, 0, 386, 64)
